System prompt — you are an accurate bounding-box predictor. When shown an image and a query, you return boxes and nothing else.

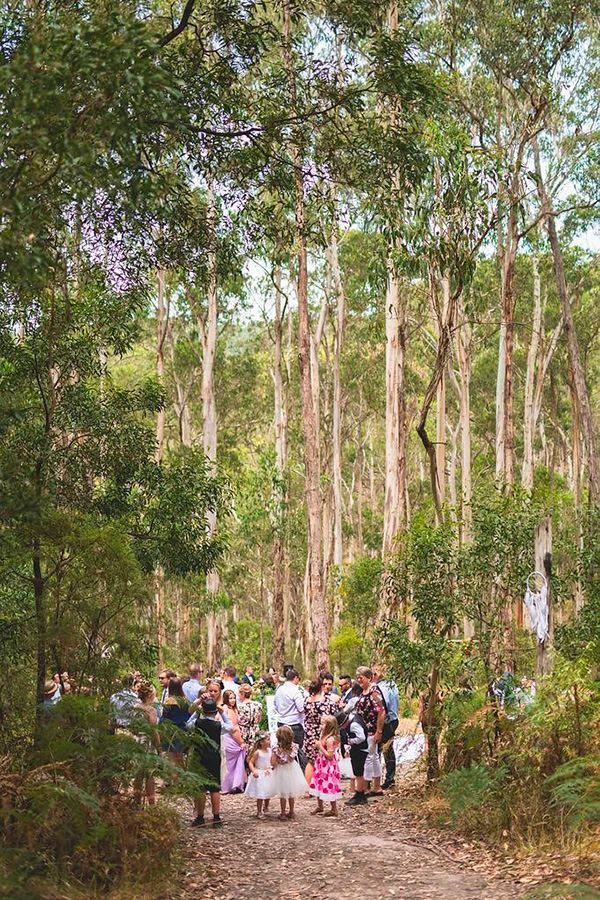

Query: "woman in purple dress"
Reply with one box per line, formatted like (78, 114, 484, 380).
(220, 689, 247, 794)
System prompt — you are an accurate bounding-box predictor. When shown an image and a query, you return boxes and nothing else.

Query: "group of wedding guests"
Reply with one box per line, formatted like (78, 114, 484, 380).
(108, 661, 400, 827)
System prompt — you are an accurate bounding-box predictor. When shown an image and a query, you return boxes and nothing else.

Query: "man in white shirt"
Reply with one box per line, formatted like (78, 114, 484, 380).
(183, 663, 203, 703)
(273, 668, 305, 765)
(221, 665, 240, 698)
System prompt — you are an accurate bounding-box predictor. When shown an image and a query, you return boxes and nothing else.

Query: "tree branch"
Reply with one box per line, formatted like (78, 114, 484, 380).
(157, 0, 196, 48)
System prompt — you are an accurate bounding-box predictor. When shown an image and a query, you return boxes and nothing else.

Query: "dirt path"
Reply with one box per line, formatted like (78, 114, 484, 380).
(176, 790, 524, 900)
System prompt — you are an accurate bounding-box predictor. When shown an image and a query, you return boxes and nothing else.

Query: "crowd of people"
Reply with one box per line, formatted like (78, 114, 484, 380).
(44, 659, 540, 828)
(105, 661, 401, 827)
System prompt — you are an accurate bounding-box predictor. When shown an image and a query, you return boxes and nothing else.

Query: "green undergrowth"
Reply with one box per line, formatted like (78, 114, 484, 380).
(414, 657, 599, 862)
(0, 696, 209, 899)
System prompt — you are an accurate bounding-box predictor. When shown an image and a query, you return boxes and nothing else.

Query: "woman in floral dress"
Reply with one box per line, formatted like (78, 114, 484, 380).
(303, 677, 329, 785)
(237, 683, 263, 747)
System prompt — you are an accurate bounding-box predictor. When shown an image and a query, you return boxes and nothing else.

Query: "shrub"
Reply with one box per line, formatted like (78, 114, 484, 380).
(0, 696, 209, 898)
(440, 761, 508, 829)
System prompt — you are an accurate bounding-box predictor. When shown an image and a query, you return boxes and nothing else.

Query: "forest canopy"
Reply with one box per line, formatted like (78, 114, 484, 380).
(0, 0, 598, 754)
(1, 1, 599, 897)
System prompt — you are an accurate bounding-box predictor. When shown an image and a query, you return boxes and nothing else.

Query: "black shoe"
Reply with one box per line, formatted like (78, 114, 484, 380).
(190, 816, 205, 827)
(212, 816, 223, 828)
(382, 780, 394, 790)
(344, 793, 367, 807)
(366, 790, 384, 798)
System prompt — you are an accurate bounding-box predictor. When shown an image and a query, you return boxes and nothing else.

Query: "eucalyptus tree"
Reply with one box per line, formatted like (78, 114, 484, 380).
(437, 0, 600, 494)
(0, 0, 244, 710)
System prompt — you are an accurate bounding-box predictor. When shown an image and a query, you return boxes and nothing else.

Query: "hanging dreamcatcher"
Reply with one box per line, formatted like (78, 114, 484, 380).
(523, 571, 549, 643)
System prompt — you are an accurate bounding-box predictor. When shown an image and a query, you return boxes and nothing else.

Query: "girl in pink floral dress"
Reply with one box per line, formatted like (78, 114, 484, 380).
(309, 715, 342, 817)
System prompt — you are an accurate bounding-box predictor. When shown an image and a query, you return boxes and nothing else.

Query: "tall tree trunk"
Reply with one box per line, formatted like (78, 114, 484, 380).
(417, 281, 458, 526)
(447, 419, 459, 510)
(453, 304, 474, 638)
(282, 0, 329, 670)
(568, 363, 584, 611)
(454, 300, 472, 540)
(502, 208, 518, 490)
(522, 238, 542, 491)
(271, 267, 286, 673)
(174, 379, 192, 446)
(155, 268, 167, 668)
(283, 305, 293, 650)
(378, 246, 407, 623)
(167, 323, 192, 650)
(435, 273, 450, 506)
(33, 537, 46, 717)
(155, 268, 167, 464)
(495, 90, 507, 484)
(356, 425, 365, 558)
(331, 202, 346, 573)
(534, 141, 599, 504)
(190, 183, 222, 672)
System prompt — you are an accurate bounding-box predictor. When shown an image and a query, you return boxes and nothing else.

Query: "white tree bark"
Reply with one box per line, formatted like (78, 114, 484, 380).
(533, 139, 599, 503)
(154, 267, 167, 666)
(282, 0, 329, 669)
(382, 252, 401, 556)
(454, 300, 472, 539)
(522, 239, 542, 491)
(435, 274, 450, 506)
(271, 267, 287, 672)
(331, 208, 346, 572)
(187, 185, 221, 672)
(155, 268, 167, 464)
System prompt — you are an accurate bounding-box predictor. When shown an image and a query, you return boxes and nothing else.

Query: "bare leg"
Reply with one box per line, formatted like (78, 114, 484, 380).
(146, 775, 156, 806)
(195, 793, 207, 817)
(373, 776, 382, 792)
(256, 799, 263, 817)
(304, 761, 314, 785)
(169, 751, 184, 769)
(356, 775, 366, 793)
(323, 801, 338, 817)
(310, 799, 324, 815)
(209, 792, 221, 816)
(287, 798, 295, 819)
(279, 798, 288, 819)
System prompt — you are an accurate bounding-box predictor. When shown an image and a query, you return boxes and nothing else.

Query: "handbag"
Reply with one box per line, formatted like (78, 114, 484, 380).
(339, 755, 354, 778)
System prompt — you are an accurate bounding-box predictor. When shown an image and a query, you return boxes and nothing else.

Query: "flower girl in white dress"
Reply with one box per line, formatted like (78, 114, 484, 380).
(245, 733, 273, 818)
(270, 725, 307, 820)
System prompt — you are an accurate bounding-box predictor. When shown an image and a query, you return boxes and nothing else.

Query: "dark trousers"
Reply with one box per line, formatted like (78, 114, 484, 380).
(278, 722, 306, 772)
(340, 726, 349, 757)
(381, 718, 398, 786)
(384, 742, 396, 784)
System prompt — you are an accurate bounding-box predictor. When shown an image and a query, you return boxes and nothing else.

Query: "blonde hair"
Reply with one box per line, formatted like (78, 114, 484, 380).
(239, 683, 252, 698)
(275, 725, 294, 752)
(320, 715, 340, 743)
(137, 681, 155, 703)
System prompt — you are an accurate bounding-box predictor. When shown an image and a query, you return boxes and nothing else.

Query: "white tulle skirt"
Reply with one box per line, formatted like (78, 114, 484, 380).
(245, 769, 274, 800)
(270, 760, 307, 799)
